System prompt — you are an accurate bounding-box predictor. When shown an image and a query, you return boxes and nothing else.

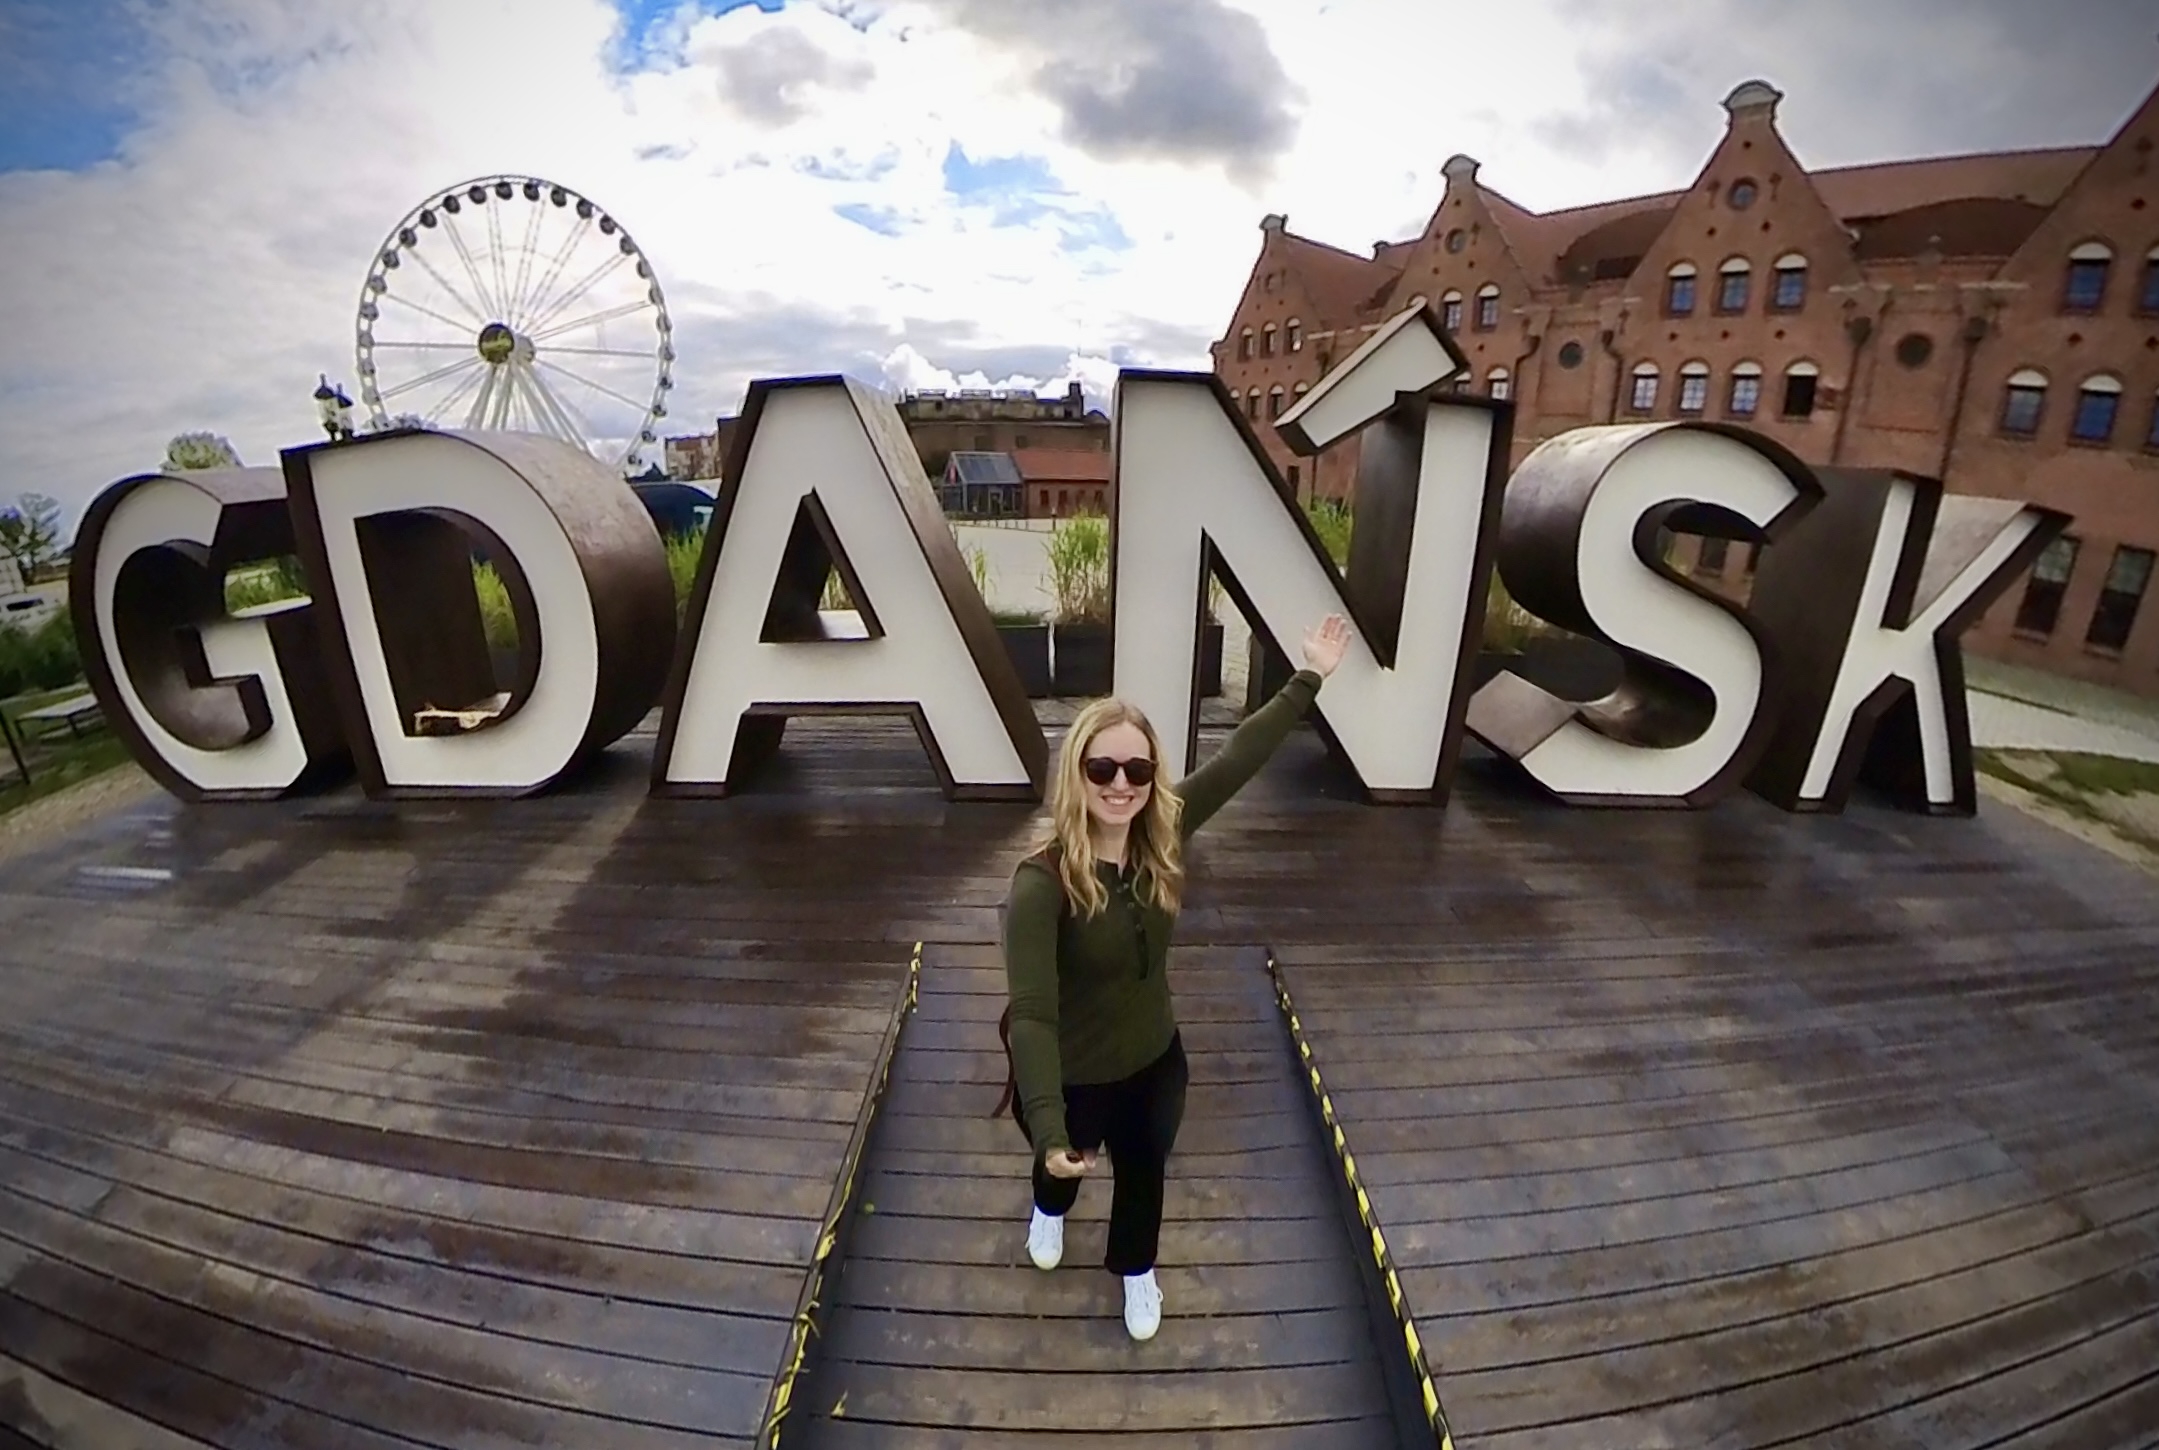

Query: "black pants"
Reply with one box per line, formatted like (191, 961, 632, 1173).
(1012, 1033, 1188, 1275)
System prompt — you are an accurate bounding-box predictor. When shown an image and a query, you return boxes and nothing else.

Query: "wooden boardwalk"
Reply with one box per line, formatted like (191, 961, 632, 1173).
(790, 942, 1406, 1447)
(0, 732, 1032, 1448)
(2, 708, 2157, 1448)
(1184, 731, 2159, 1450)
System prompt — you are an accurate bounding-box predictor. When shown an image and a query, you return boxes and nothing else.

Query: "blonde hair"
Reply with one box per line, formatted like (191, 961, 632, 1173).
(1036, 697, 1186, 918)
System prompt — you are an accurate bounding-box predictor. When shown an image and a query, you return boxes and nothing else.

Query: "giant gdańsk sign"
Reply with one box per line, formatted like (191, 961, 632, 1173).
(71, 304, 2064, 815)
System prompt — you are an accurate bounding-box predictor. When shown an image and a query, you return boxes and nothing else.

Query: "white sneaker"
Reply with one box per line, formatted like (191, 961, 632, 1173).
(1122, 1269, 1162, 1340)
(1027, 1208, 1064, 1270)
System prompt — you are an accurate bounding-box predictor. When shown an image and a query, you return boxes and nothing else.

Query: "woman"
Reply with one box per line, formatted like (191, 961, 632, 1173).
(999, 614, 1352, 1340)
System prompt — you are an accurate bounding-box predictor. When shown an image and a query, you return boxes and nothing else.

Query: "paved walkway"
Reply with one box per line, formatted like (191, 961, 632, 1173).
(1967, 689, 2159, 765)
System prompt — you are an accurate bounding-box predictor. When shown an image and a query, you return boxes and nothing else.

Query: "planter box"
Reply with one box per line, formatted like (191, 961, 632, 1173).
(997, 623, 1052, 698)
(1052, 622, 1113, 697)
(1243, 636, 1296, 714)
(1472, 637, 1623, 701)
(1198, 621, 1225, 698)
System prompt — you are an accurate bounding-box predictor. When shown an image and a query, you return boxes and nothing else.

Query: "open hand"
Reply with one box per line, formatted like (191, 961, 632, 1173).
(1302, 614, 1352, 678)
(1043, 1148, 1096, 1180)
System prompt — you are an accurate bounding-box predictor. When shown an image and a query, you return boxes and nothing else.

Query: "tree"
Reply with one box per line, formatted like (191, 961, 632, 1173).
(0, 493, 63, 586)
(164, 431, 242, 470)
(364, 412, 432, 434)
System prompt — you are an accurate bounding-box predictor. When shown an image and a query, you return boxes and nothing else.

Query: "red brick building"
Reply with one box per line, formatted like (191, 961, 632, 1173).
(1213, 78, 2159, 698)
(668, 381, 1112, 508)
(1012, 446, 1113, 517)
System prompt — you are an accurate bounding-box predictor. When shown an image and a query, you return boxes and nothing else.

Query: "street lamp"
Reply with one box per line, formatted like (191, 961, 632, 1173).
(315, 374, 356, 441)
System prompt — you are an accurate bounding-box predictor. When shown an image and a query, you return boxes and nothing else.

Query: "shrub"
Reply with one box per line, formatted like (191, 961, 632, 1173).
(820, 568, 851, 611)
(664, 528, 704, 620)
(0, 613, 83, 698)
(471, 560, 518, 652)
(1045, 514, 1110, 624)
(1304, 498, 1352, 568)
(1480, 572, 1547, 653)
(224, 556, 309, 613)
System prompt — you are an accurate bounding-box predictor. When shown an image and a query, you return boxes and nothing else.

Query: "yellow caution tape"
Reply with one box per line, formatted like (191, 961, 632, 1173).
(1266, 949, 1453, 1450)
(757, 942, 924, 1448)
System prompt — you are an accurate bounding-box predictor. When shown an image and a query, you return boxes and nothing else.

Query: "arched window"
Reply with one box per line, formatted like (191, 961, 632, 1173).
(1678, 360, 1711, 415)
(1475, 283, 1501, 331)
(2087, 544, 2155, 652)
(2065, 241, 2113, 313)
(2142, 245, 2159, 314)
(1717, 257, 1752, 314)
(1268, 384, 1286, 419)
(1782, 360, 1820, 419)
(1728, 360, 1763, 417)
(2014, 534, 2080, 637)
(1293, 380, 1310, 399)
(1487, 366, 1512, 402)
(2072, 373, 2123, 443)
(1286, 317, 1303, 352)
(2000, 368, 2048, 436)
(1629, 361, 1661, 413)
(1245, 387, 1261, 420)
(1239, 328, 1254, 361)
(1440, 290, 1464, 333)
(1666, 261, 1698, 316)
(1771, 253, 1808, 311)
(1261, 323, 1278, 357)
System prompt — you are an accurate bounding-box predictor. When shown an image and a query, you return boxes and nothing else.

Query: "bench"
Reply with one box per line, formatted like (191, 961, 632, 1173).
(16, 692, 105, 742)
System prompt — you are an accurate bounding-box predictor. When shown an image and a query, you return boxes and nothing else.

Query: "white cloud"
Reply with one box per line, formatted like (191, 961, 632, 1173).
(0, 0, 2147, 533)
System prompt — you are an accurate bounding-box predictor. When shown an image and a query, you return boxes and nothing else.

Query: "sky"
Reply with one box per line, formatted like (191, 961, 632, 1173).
(0, 0, 2153, 529)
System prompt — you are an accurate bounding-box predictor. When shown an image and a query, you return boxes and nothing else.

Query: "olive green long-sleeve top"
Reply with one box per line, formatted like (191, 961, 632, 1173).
(1002, 670, 1323, 1157)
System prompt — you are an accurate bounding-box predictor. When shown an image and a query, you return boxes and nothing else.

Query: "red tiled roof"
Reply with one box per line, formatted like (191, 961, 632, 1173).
(1472, 146, 2097, 285)
(1851, 197, 2054, 260)
(1279, 232, 1406, 330)
(1812, 146, 2092, 219)
(1010, 447, 1113, 484)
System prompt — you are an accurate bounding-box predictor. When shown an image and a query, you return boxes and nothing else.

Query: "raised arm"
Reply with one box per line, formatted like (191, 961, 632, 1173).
(1002, 862, 1070, 1160)
(1177, 615, 1350, 835)
(1177, 668, 1321, 835)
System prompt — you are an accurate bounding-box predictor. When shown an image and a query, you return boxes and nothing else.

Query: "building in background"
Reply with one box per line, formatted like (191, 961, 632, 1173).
(1012, 446, 1113, 517)
(667, 380, 1110, 521)
(896, 381, 1109, 481)
(1213, 77, 2159, 698)
(939, 451, 1026, 517)
(662, 430, 726, 483)
(0, 553, 64, 632)
(665, 380, 1109, 491)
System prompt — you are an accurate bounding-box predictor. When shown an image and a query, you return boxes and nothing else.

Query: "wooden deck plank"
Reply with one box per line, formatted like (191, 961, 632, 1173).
(1227, 734, 2159, 1450)
(0, 1350, 216, 1450)
(0, 726, 1031, 1446)
(788, 946, 1403, 1445)
(1983, 1367, 2159, 1450)
(5, 715, 2158, 1446)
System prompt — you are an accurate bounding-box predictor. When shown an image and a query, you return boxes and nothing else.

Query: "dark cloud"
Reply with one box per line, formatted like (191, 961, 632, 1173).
(1531, 0, 2156, 176)
(922, 0, 1302, 182)
(701, 27, 872, 125)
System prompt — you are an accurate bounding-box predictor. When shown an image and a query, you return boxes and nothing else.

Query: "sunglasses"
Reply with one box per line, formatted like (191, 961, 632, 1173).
(1082, 756, 1157, 788)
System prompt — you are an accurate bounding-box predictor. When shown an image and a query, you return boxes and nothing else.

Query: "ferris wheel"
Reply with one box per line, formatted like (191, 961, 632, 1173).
(353, 174, 674, 472)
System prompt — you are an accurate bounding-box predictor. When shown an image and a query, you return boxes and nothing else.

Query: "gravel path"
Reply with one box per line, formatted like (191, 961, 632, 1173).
(0, 765, 158, 866)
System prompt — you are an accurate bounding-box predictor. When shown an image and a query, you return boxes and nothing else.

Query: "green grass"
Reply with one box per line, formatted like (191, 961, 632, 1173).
(0, 733, 133, 817)
(1977, 748, 2159, 852)
(1304, 498, 1351, 568)
(665, 530, 704, 620)
(0, 688, 132, 819)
